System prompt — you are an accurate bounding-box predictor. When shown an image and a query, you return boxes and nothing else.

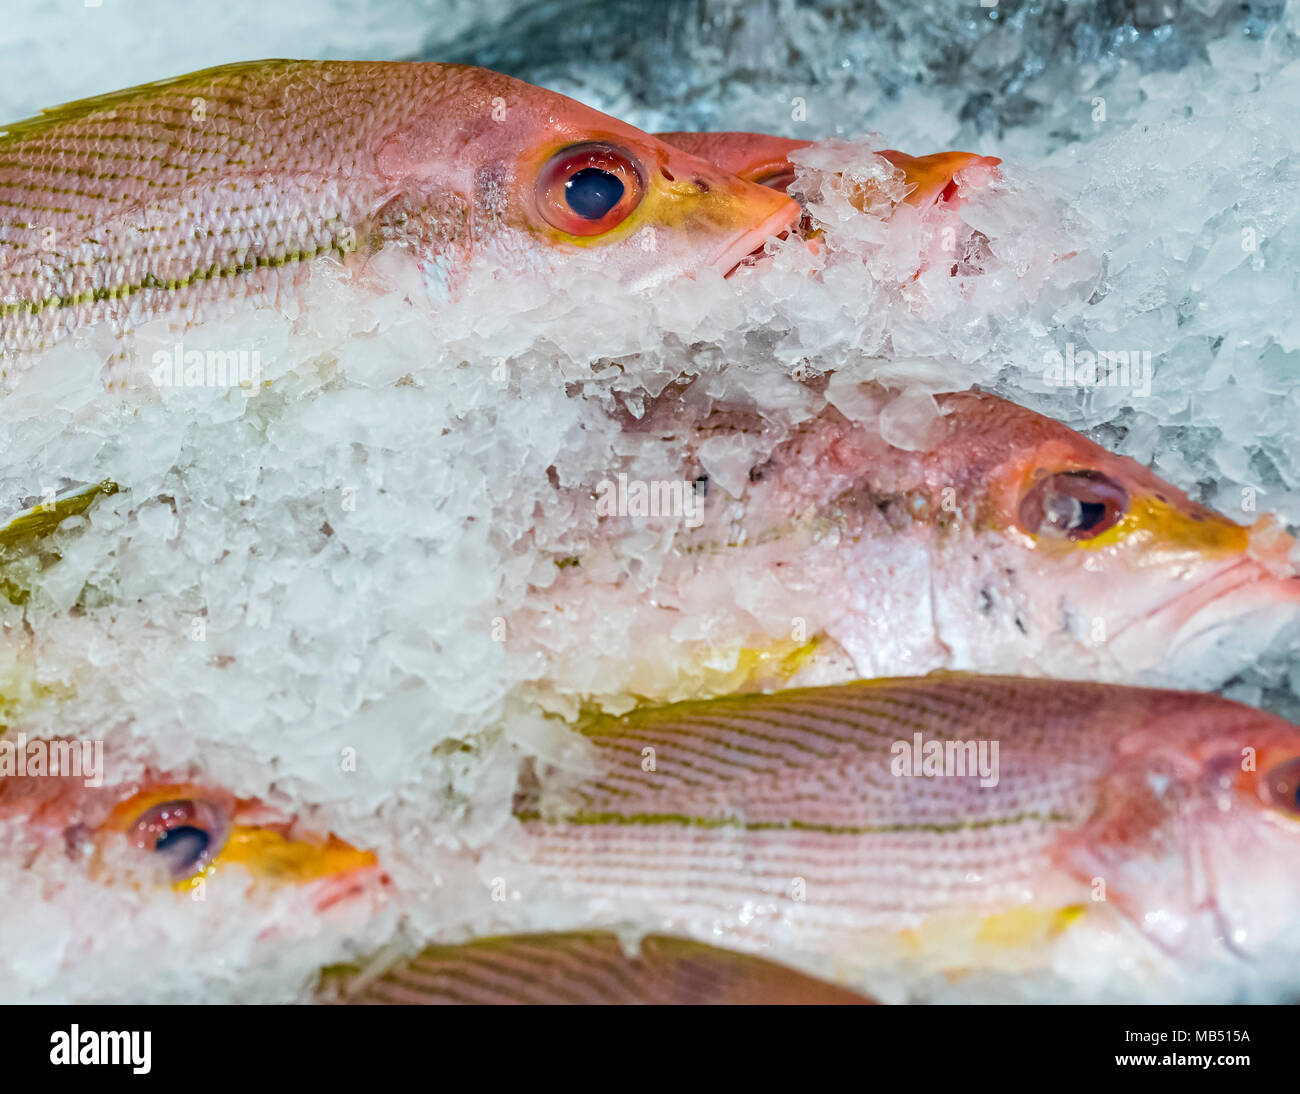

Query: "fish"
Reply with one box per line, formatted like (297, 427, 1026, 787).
(504, 674, 1300, 1002)
(655, 130, 1001, 208)
(0, 761, 385, 911)
(320, 930, 872, 1004)
(509, 382, 1299, 710)
(0, 61, 799, 368)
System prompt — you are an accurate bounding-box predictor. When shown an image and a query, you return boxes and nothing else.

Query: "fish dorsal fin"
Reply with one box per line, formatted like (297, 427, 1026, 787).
(0, 60, 308, 142)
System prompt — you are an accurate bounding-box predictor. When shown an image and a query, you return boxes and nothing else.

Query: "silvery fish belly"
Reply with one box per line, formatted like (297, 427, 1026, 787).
(502, 675, 1300, 1003)
(509, 382, 1299, 711)
(0, 60, 797, 378)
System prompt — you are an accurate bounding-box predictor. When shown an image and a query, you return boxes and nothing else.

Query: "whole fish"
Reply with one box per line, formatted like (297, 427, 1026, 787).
(512, 383, 1298, 708)
(506, 674, 1300, 1002)
(0, 62, 798, 366)
(321, 930, 872, 1005)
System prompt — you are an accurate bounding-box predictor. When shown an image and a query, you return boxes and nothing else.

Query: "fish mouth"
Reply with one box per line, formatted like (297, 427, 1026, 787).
(716, 197, 802, 278)
(1111, 559, 1300, 662)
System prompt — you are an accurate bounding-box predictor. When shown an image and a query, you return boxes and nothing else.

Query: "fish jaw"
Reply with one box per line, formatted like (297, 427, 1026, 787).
(194, 823, 386, 912)
(1003, 503, 1300, 683)
(928, 521, 1300, 685)
(1103, 557, 1300, 681)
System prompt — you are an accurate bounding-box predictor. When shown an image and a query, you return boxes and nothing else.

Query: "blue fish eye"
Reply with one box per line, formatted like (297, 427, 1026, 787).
(565, 167, 625, 220)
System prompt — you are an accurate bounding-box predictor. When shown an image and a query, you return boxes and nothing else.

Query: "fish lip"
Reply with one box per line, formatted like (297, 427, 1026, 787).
(716, 197, 802, 279)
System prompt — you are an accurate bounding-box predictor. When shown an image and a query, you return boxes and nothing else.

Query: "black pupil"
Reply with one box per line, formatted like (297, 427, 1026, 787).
(1074, 499, 1108, 531)
(565, 167, 624, 220)
(154, 825, 210, 867)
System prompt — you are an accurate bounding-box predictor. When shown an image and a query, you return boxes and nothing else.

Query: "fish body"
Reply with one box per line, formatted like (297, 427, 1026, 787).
(513, 384, 1298, 709)
(507, 675, 1300, 1002)
(322, 930, 872, 1004)
(0, 62, 797, 372)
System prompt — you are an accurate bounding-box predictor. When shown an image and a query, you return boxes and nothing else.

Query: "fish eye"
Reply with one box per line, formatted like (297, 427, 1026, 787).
(1017, 470, 1129, 541)
(1263, 757, 1300, 816)
(127, 798, 227, 880)
(536, 142, 644, 236)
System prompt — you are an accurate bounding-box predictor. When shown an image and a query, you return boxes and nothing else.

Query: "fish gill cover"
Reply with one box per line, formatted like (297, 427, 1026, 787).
(0, 0, 1294, 1002)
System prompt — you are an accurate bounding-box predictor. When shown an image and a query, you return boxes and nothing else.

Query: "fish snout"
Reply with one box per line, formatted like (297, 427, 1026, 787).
(206, 825, 384, 897)
(643, 149, 802, 279)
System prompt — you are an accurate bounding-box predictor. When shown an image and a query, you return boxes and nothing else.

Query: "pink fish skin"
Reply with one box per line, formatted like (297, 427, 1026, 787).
(0, 62, 798, 368)
(507, 674, 1300, 1001)
(321, 930, 873, 1004)
(510, 384, 1298, 703)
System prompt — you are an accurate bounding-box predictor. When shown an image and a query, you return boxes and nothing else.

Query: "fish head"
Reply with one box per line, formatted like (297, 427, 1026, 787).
(929, 390, 1300, 675)
(0, 762, 386, 916)
(382, 72, 800, 291)
(1058, 689, 1300, 962)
